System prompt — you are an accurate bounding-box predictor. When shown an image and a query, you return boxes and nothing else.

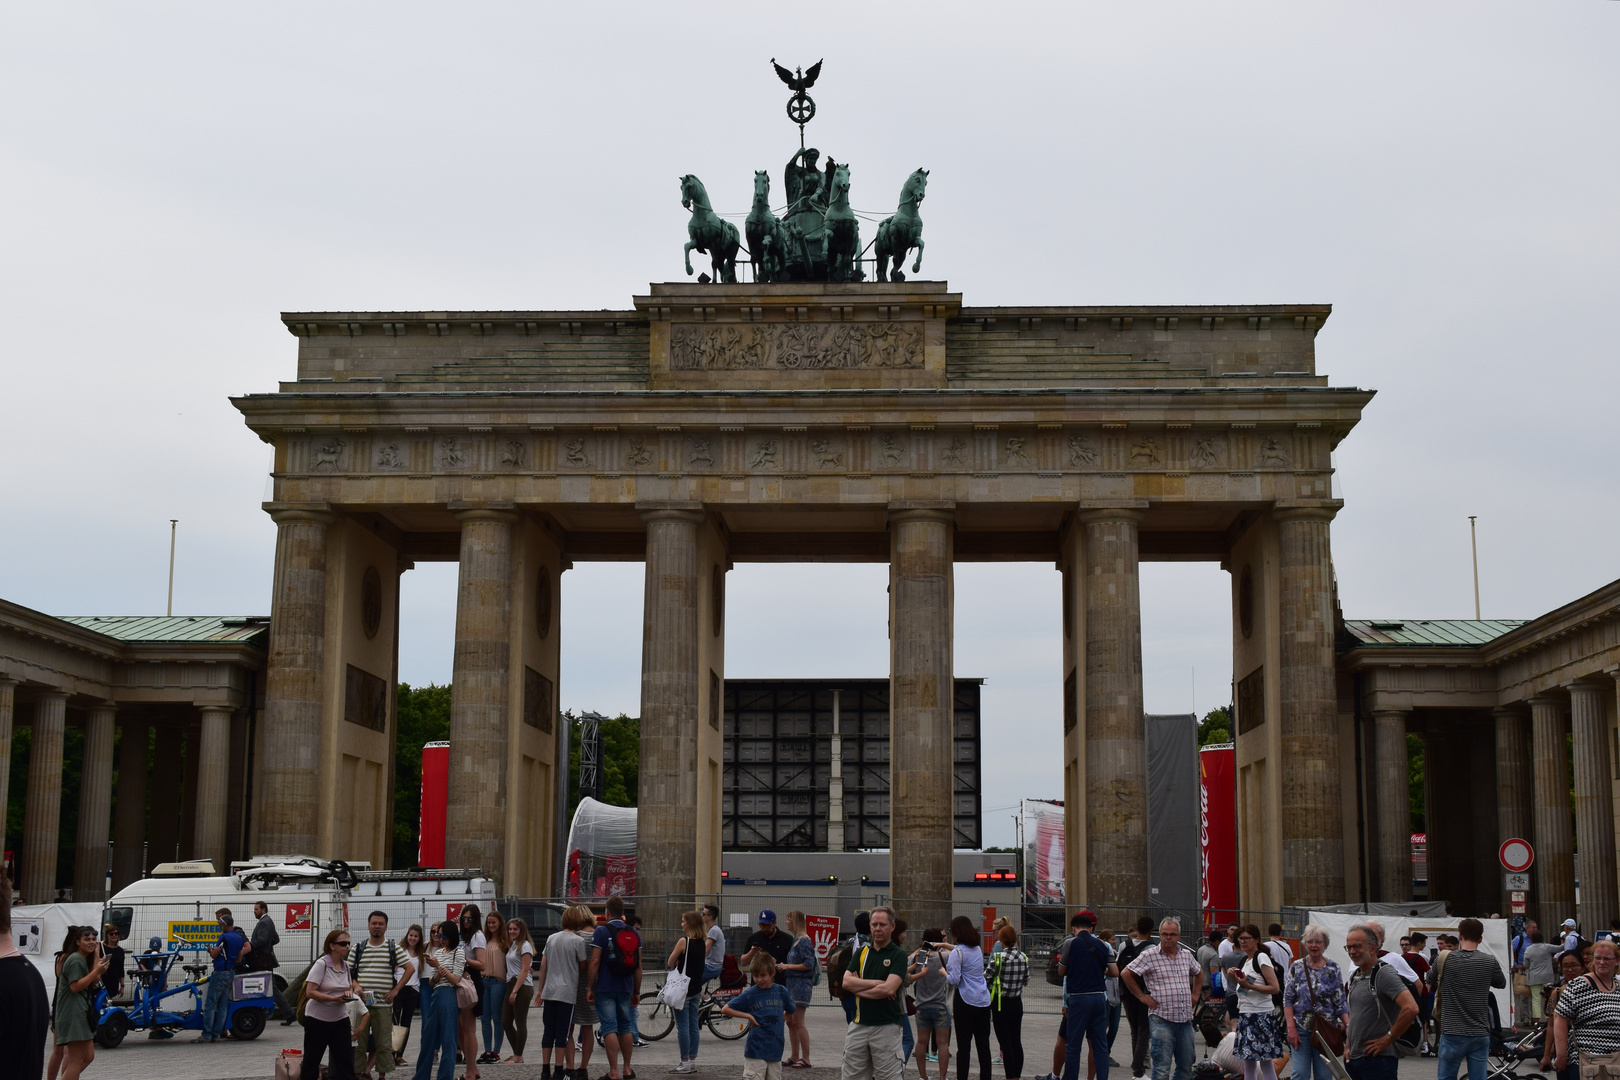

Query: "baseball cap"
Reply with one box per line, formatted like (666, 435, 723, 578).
(1563, 919, 1578, 928)
(1072, 909, 1098, 927)
(148, 936, 163, 950)
(759, 908, 777, 925)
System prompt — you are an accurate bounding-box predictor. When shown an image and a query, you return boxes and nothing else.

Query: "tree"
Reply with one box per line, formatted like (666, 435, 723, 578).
(1198, 705, 1233, 746)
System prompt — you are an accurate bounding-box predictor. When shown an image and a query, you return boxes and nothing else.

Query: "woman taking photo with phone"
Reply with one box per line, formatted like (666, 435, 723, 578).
(53, 925, 108, 1080)
(946, 915, 993, 1080)
(301, 928, 364, 1080)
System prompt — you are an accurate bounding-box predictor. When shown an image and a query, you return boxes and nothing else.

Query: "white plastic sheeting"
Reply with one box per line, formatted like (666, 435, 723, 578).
(565, 796, 638, 898)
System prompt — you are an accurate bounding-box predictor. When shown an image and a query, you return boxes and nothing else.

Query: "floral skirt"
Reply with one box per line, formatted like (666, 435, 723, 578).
(1235, 1011, 1286, 1060)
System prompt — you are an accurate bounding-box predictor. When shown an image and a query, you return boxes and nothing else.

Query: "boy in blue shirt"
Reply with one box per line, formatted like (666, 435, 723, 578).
(722, 953, 797, 1080)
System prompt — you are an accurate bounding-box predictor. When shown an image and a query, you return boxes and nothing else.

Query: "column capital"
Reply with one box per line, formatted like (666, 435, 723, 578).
(1370, 706, 1411, 720)
(0, 675, 18, 690)
(1493, 701, 1531, 718)
(1564, 678, 1609, 698)
(264, 502, 335, 526)
(34, 689, 69, 704)
(195, 703, 235, 717)
(1077, 499, 1147, 526)
(1527, 693, 1567, 709)
(888, 501, 955, 527)
(1272, 499, 1343, 524)
(452, 506, 519, 526)
(637, 502, 705, 526)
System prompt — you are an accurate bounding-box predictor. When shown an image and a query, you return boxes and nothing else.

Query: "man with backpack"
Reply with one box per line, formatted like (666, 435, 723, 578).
(587, 895, 643, 1080)
(1344, 924, 1418, 1080)
(351, 910, 412, 1077)
(1115, 918, 1157, 1078)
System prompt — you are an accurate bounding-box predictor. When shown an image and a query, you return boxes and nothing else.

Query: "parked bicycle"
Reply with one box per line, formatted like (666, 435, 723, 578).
(633, 979, 753, 1042)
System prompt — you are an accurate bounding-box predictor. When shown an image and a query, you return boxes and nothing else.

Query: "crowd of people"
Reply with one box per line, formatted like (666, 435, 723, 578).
(9, 879, 1620, 1080)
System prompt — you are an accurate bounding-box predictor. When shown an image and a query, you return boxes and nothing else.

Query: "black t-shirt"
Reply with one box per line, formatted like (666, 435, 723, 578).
(101, 945, 127, 993)
(0, 954, 50, 1080)
(745, 929, 794, 964)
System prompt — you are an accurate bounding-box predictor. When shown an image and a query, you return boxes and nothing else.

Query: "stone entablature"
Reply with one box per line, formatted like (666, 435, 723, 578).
(1342, 579, 1620, 710)
(281, 282, 1332, 392)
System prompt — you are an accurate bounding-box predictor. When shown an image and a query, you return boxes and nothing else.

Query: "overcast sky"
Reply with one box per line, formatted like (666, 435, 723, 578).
(3, 3, 1615, 848)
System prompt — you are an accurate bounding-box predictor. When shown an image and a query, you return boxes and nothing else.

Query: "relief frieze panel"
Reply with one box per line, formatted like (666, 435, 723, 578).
(668, 322, 923, 371)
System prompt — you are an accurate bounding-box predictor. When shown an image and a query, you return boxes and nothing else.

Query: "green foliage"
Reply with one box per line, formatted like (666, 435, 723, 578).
(564, 710, 641, 822)
(1198, 705, 1233, 746)
(1407, 732, 1425, 833)
(393, 683, 452, 869)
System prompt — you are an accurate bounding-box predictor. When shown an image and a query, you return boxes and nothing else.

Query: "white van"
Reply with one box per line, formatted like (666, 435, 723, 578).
(103, 858, 497, 1002)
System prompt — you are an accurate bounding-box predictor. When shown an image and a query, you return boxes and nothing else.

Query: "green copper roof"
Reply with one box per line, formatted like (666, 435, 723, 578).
(1341, 619, 1526, 648)
(57, 614, 270, 646)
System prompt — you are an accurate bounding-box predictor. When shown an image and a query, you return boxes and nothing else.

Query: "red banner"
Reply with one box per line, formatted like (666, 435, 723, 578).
(1199, 745, 1237, 931)
(285, 903, 311, 930)
(418, 741, 449, 868)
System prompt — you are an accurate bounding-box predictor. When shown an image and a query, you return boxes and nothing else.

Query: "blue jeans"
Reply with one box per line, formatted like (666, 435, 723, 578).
(1438, 1034, 1491, 1080)
(203, 971, 234, 1039)
(415, 982, 460, 1080)
(1295, 1033, 1335, 1080)
(482, 976, 506, 1054)
(1064, 994, 1110, 1080)
(1106, 1002, 1121, 1051)
(1345, 1056, 1398, 1080)
(1148, 1016, 1195, 1080)
(675, 996, 701, 1060)
(597, 990, 635, 1036)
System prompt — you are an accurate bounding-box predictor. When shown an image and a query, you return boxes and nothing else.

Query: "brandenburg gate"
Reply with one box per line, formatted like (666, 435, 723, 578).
(235, 280, 1371, 924)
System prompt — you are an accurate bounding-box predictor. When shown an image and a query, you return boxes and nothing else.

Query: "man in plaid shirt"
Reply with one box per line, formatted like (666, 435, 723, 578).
(1122, 918, 1203, 1080)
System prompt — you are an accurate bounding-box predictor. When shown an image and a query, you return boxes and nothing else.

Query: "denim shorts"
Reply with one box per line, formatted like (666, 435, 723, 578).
(596, 990, 635, 1035)
(915, 1004, 952, 1030)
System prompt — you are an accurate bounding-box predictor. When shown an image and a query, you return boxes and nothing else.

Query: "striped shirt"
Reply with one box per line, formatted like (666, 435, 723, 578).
(1435, 948, 1506, 1037)
(1556, 974, 1620, 1055)
(353, 938, 398, 994)
(427, 946, 466, 987)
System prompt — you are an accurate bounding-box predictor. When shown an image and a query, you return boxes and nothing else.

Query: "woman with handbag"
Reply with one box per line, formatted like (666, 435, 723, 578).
(666, 910, 709, 1073)
(1541, 949, 1589, 1080)
(53, 925, 108, 1080)
(415, 921, 469, 1080)
(301, 928, 363, 1080)
(1552, 940, 1620, 1080)
(1283, 924, 1350, 1080)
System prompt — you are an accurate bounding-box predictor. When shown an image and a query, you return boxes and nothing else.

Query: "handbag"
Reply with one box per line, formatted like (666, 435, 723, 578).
(1304, 962, 1346, 1058)
(660, 969, 691, 1012)
(456, 976, 477, 1010)
(274, 1049, 304, 1080)
(1580, 1050, 1620, 1080)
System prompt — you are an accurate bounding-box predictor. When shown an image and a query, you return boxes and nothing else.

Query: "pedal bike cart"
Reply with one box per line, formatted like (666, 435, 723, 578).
(94, 942, 275, 1048)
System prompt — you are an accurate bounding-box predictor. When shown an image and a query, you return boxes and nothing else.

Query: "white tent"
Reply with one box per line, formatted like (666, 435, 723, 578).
(11, 902, 105, 1000)
(1306, 910, 1513, 1022)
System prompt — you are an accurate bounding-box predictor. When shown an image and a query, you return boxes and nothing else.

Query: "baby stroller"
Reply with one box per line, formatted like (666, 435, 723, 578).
(1488, 1018, 1547, 1080)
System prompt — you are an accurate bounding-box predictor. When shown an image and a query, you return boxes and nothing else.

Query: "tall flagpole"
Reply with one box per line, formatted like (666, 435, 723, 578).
(1468, 515, 1480, 619)
(167, 519, 178, 616)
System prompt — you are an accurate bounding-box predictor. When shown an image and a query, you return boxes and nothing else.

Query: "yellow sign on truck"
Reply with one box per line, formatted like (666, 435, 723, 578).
(168, 920, 222, 945)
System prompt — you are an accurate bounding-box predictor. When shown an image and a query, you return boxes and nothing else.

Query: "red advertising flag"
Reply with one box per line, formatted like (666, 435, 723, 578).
(805, 915, 841, 965)
(1199, 745, 1237, 930)
(285, 903, 311, 930)
(446, 903, 465, 923)
(418, 741, 449, 869)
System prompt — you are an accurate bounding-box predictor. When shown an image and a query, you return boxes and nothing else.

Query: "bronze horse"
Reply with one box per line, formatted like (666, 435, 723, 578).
(744, 170, 790, 283)
(823, 162, 861, 283)
(875, 168, 928, 282)
(680, 174, 739, 283)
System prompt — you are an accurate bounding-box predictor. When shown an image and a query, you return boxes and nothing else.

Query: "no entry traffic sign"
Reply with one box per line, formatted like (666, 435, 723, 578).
(1500, 838, 1535, 873)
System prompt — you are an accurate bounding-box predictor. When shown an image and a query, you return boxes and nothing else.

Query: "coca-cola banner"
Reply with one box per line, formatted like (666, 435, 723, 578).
(1200, 745, 1237, 930)
(1022, 799, 1066, 905)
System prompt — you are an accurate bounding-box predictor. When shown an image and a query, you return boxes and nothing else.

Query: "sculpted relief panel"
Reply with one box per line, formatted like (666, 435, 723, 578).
(669, 322, 923, 370)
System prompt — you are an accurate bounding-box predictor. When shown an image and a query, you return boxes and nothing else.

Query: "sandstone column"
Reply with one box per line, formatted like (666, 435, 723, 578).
(1571, 681, 1616, 931)
(888, 506, 955, 932)
(257, 508, 333, 855)
(1079, 507, 1147, 912)
(1494, 703, 1534, 910)
(113, 719, 149, 889)
(638, 508, 705, 906)
(22, 691, 68, 903)
(73, 703, 117, 900)
(1274, 504, 1345, 906)
(446, 510, 517, 888)
(0, 678, 15, 847)
(193, 706, 234, 872)
(1530, 694, 1575, 920)
(1372, 708, 1412, 902)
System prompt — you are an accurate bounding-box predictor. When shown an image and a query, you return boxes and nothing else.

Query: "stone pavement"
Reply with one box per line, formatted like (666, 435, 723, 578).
(48, 996, 1451, 1080)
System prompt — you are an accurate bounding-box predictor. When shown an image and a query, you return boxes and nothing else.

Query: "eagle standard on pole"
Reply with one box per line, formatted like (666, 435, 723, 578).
(772, 57, 822, 149)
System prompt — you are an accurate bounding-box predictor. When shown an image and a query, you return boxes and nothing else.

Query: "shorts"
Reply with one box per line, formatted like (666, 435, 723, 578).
(915, 1005, 952, 1030)
(744, 1058, 784, 1080)
(596, 990, 635, 1036)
